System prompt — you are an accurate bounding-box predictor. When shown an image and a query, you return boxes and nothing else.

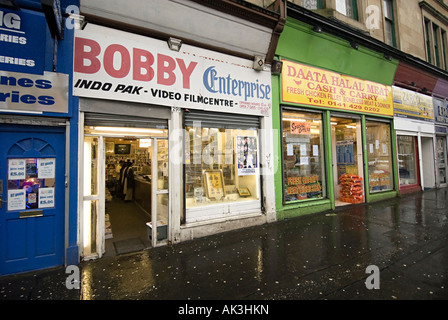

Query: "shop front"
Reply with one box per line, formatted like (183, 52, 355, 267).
(73, 23, 275, 259)
(0, 5, 74, 275)
(393, 86, 436, 193)
(277, 59, 396, 218)
(272, 12, 399, 219)
(433, 98, 448, 188)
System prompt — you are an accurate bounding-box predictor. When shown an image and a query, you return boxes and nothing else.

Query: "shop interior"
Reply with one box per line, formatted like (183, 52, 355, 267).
(397, 135, 419, 187)
(330, 116, 365, 206)
(84, 126, 168, 257)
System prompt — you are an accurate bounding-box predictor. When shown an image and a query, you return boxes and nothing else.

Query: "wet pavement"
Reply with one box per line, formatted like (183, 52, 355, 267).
(1, 189, 448, 303)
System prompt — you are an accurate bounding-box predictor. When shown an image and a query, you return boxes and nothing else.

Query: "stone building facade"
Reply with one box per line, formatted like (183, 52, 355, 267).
(249, 0, 448, 70)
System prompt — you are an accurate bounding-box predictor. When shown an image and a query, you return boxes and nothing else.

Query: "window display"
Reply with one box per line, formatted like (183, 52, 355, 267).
(7, 158, 56, 211)
(366, 121, 394, 192)
(282, 110, 325, 202)
(397, 135, 418, 186)
(184, 126, 259, 209)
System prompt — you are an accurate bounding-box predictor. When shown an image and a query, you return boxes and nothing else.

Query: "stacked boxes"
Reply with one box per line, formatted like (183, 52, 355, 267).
(339, 174, 364, 204)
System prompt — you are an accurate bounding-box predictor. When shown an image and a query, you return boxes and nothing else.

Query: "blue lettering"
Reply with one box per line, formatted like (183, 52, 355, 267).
(203, 66, 218, 93)
(202, 66, 271, 101)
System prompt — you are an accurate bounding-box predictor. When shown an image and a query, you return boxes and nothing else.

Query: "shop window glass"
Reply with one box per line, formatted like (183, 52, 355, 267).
(7, 158, 56, 211)
(301, 0, 322, 10)
(184, 126, 259, 209)
(437, 136, 447, 184)
(282, 110, 326, 202)
(336, 0, 358, 20)
(397, 136, 418, 186)
(366, 121, 393, 192)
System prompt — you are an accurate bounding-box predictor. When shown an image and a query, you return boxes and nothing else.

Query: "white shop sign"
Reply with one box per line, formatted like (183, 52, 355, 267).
(73, 24, 272, 116)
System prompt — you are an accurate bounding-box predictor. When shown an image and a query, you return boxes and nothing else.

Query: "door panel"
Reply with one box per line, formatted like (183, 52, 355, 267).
(0, 125, 65, 275)
(330, 116, 365, 206)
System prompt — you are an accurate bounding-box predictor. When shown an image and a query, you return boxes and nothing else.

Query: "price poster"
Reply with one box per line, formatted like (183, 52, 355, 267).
(39, 187, 55, 208)
(8, 159, 26, 180)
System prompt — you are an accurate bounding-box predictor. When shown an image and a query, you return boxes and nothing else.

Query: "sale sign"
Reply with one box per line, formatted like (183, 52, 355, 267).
(290, 121, 310, 134)
(281, 59, 394, 116)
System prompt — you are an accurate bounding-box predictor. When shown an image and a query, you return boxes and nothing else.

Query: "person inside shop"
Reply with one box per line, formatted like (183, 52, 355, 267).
(116, 160, 125, 198)
(122, 159, 135, 202)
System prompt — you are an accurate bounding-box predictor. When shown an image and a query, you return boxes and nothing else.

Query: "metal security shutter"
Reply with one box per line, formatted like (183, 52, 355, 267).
(184, 110, 260, 129)
(84, 112, 168, 129)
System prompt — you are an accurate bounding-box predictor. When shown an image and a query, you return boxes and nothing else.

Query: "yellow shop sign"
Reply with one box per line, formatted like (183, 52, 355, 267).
(281, 60, 394, 116)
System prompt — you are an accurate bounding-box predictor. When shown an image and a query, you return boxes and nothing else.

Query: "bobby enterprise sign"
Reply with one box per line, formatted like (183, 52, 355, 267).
(0, 70, 69, 113)
(73, 24, 272, 116)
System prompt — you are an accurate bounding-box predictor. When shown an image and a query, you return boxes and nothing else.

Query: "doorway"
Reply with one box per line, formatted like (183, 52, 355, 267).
(330, 116, 365, 206)
(421, 136, 436, 189)
(0, 125, 65, 275)
(82, 125, 169, 258)
(397, 135, 421, 193)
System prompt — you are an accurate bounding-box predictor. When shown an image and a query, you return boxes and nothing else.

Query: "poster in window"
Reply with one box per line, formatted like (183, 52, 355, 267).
(236, 136, 258, 176)
(39, 187, 55, 208)
(203, 170, 225, 200)
(8, 159, 26, 180)
(8, 189, 26, 211)
(290, 121, 311, 135)
(37, 158, 56, 179)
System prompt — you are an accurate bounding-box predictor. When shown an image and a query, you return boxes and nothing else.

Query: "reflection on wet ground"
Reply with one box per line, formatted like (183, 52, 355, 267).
(1, 189, 448, 300)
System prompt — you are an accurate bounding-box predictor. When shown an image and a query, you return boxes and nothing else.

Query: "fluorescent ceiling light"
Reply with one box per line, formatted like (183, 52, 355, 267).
(90, 127, 164, 135)
(282, 118, 306, 122)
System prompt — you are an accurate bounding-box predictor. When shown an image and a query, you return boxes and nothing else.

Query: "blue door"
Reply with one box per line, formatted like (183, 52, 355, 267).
(0, 125, 65, 275)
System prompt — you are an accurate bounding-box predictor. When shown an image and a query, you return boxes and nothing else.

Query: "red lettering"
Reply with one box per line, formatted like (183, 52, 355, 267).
(287, 65, 296, 77)
(133, 48, 154, 81)
(74, 37, 101, 74)
(104, 44, 130, 78)
(176, 58, 197, 89)
(157, 54, 176, 86)
(74, 38, 199, 87)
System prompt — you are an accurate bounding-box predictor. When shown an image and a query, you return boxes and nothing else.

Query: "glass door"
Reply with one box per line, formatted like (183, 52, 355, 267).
(331, 116, 364, 206)
(397, 135, 419, 187)
(151, 138, 169, 247)
(82, 136, 105, 258)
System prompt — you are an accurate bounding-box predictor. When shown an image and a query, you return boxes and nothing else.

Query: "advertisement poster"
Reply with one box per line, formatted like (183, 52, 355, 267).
(393, 86, 434, 121)
(236, 136, 258, 176)
(37, 158, 56, 179)
(282, 59, 394, 116)
(8, 189, 26, 211)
